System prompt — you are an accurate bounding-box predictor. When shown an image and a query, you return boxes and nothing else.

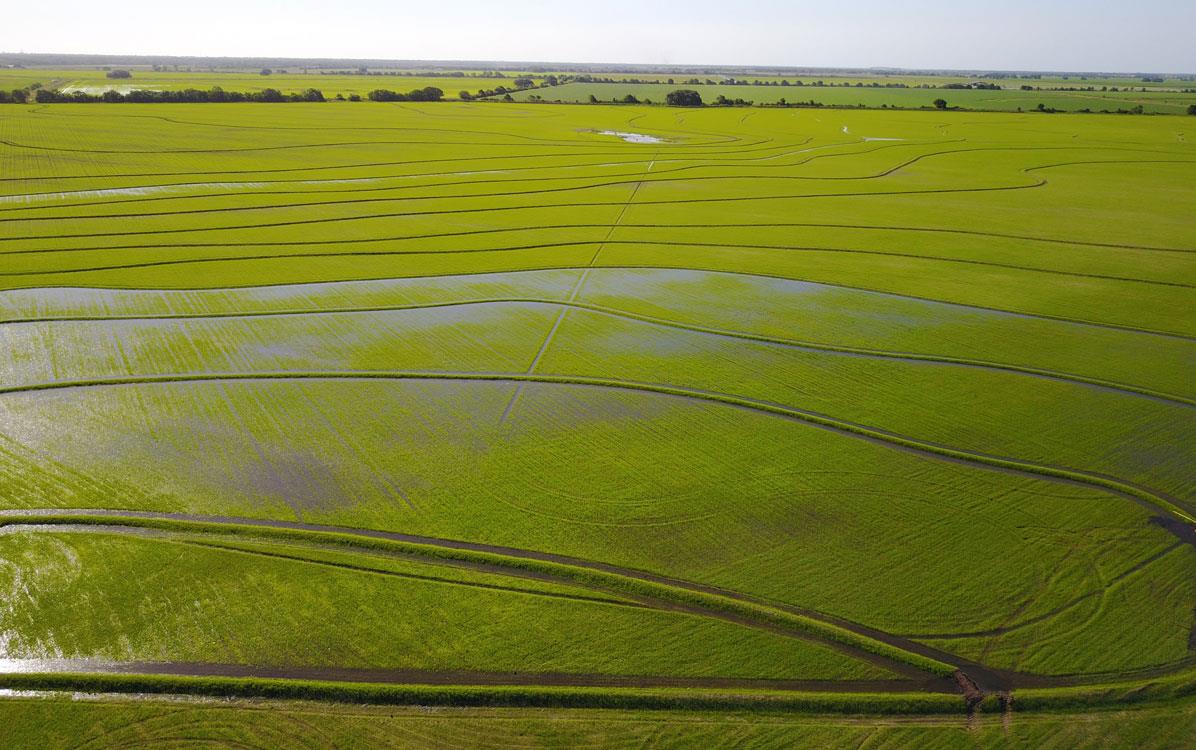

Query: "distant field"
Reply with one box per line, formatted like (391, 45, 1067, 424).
(508, 82, 1196, 113)
(0, 69, 531, 97)
(4, 68, 1193, 109)
(0, 100, 1193, 742)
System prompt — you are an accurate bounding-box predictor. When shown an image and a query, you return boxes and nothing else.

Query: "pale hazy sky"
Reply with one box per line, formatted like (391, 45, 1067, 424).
(4, 0, 1193, 73)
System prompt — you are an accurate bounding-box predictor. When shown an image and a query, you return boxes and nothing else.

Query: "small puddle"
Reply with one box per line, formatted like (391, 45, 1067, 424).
(0, 183, 269, 205)
(596, 130, 666, 144)
(0, 170, 519, 204)
(843, 126, 904, 142)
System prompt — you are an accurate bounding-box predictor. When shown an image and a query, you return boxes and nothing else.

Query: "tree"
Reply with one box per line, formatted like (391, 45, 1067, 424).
(300, 88, 325, 102)
(1188, 104, 1196, 115)
(933, 98, 948, 109)
(589, 94, 599, 103)
(666, 89, 703, 107)
(621, 93, 639, 104)
(459, 90, 474, 101)
(105, 69, 132, 79)
(260, 68, 273, 76)
(407, 86, 443, 102)
(513, 77, 534, 89)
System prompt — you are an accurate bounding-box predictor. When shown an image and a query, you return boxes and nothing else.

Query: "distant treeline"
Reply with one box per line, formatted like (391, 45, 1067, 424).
(365, 87, 445, 101)
(319, 69, 508, 78)
(0, 86, 444, 104)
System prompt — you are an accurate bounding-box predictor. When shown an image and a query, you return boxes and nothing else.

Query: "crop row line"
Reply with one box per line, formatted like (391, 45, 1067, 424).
(0, 134, 762, 155)
(2, 139, 1184, 201)
(0, 137, 810, 185)
(0, 155, 1049, 226)
(28, 104, 754, 147)
(5, 217, 1187, 258)
(0, 178, 1047, 243)
(0, 138, 944, 212)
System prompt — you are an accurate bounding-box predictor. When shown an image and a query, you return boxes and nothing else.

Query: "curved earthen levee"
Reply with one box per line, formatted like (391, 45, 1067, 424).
(1, 296, 1189, 407)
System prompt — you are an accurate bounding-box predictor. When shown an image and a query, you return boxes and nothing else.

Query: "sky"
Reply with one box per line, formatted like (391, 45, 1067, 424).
(4, 0, 1194, 73)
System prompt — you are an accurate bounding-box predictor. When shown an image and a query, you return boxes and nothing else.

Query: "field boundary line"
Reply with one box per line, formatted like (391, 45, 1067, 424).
(6, 144, 1189, 222)
(0, 178, 1050, 237)
(4, 264, 1191, 341)
(0, 138, 948, 212)
(6, 238, 1187, 295)
(0, 670, 975, 713)
(0, 511, 957, 680)
(2, 296, 1189, 408)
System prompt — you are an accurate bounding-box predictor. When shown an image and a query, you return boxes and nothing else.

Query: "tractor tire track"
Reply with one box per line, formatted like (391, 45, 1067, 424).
(904, 541, 1186, 640)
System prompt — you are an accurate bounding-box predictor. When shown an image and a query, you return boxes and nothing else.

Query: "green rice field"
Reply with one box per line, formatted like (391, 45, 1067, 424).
(0, 100, 1193, 745)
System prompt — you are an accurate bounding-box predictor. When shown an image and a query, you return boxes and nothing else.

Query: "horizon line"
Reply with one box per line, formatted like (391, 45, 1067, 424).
(1, 51, 1192, 78)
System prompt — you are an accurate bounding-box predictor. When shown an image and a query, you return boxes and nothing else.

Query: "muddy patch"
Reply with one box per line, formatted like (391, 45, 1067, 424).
(1148, 515, 1196, 549)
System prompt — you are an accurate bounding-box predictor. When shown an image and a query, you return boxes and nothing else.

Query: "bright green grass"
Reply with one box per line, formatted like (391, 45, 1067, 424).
(0, 100, 1193, 716)
(0, 379, 1186, 675)
(2, 268, 1189, 400)
(3, 694, 1196, 749)
(2, 105, 1191, 334)
(924, 543, 1196, 675)
(0, 528, 886, 680)
(1, 286, 1191, 508)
